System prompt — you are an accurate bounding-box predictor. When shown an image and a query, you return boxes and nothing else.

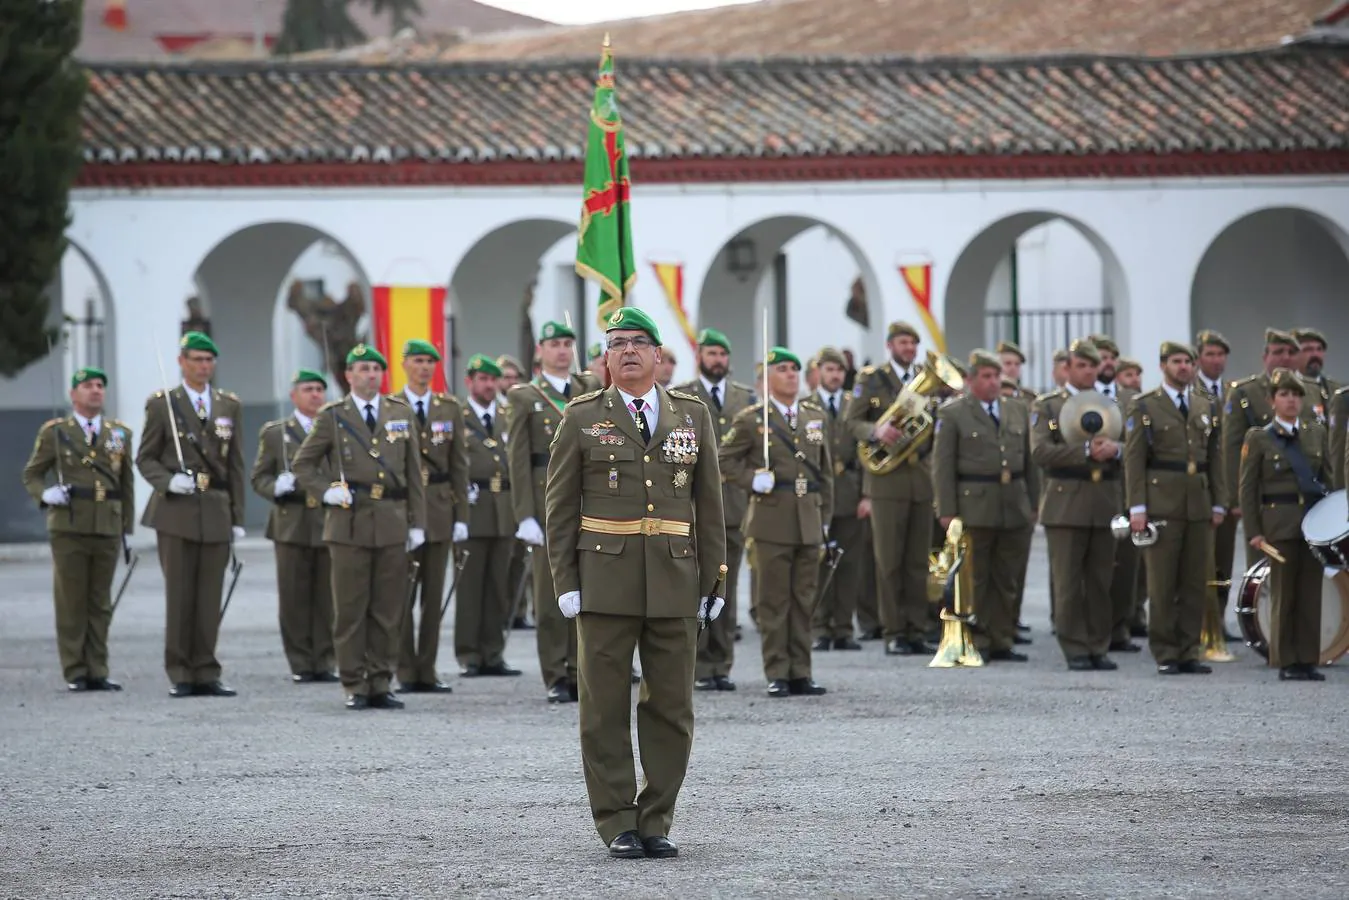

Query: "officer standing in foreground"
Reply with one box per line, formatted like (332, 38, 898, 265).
(507, 321, 603, 703)
(249, 368, 336, 683)
(1123, 342, 1225, 675)
(933, 350, 1038, 661)
(292, 344, 427, 710)
(22, 366, 135, 692)
(674, 327, 754, 690)
(397, 339, 469, 694)
(455, 354, 521, 677)
(545, 306, 726, 859)
(136, 331, 244, 698)
(1239, 370, 1332, 681)
(1193, 330, 1239, 633)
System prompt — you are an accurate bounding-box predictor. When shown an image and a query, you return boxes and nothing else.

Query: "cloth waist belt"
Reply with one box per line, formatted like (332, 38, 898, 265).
(531, 453, 550, 468)
(1045, 468, 1119, 482)
(67, 486, 123, 501)
(580, 515, 691, 537)
(426, 472, 451, 484)
(771, 480, 821, 493)
(957, 472, 1025, 483)
(1261, 493, 1302, 505)
(1148, 460, 1209, 474)
(347, 481, 408, 501)
(471, 477, 510, 490)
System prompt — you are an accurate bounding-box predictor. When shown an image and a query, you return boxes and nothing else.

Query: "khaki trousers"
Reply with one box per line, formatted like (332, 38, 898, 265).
(1045, 526, 1115, 659)
(1144, 519, 1210, 663)
(1269, 539, 1323, 669)
(1213, 513, 1239, 615)
(274, 542, 334, 676)
(813, 515, 866, 640)
(1109, 539, 1141, 644)
(696, 527, 743, 678)
(533, 542, 577, 688)
(967, 525, 1033, 653)
(51, 533, 119, 682)
(399, 540, 452, 685)
(158, 533, 229, 684)
(752, 539, 818, 681)
(870, 498, 933, 642)
(330, 542, 407, 695)
(454, 536, 512, 667)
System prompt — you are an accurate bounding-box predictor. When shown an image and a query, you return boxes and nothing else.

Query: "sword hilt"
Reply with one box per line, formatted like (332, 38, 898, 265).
(699, 564, 729, 632)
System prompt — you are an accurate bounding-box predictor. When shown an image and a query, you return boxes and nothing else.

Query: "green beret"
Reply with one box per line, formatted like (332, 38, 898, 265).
(887, 321, 920, 341)
(995, 340, 1025, 362)
(402, 338, 441, 361)
(1292, 327, 1328, 349)
(179, 330, 218, 356)
(1195, 329, 1231, 353)
(1264, 328, 1298, 350)
(815, 346, 846, 368)
(495, 354, 524, 374)
(292, 368, 327, 387)
(1269, 367, 1305, 397)
(346, 343, 388, 369)
(604, 306, 663, 345)
(697, 328, 732, 352)
(1087, 334, 1119, 355)
(587, 342, 604, 361)
(1117, 356, 1144, 373)
(1069, 339, 1101, 365)
(71, 366, 107, 389)
(765, 346, 801, 370)
(539, 321, 576, 342)
(967, 349, 1001, 372)
(466, 353, 503, 377)
(1158, 341, 1194, 363)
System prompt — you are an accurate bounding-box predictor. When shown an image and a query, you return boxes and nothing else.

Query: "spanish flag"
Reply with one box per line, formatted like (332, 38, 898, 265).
(650, 261, 697, 351)
(371, 285, 447, 394)
(899, 262, 946, 353)
(103, 0, 128, 30)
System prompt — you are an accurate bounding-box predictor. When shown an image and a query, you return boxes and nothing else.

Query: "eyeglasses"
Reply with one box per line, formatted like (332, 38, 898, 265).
(606, 336, 656, 352)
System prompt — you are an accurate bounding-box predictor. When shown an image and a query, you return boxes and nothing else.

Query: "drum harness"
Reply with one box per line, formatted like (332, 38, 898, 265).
(1267, 423, 1328, 508)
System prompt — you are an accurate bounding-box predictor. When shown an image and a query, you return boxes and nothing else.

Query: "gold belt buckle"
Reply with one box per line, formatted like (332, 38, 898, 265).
(1186, 460, 1197, 475)
(795, 474, 808, 497)
(306, 495, 318, 509)
(195, 472, 210, 492)
(641, 517, 663, 536)
(834, 460, 845, 476)
(490, 473, 503, 493)
(370, 483, 384, 500)
(1090, 469, 1102, 484)
(1000, 470, 1011, 485)
(94, 480, 106, 502)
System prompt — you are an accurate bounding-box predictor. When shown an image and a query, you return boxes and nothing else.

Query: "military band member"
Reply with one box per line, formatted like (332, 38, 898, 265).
(1193, 330, 1239, 634)
(1292, 328, 1339, 423)
(22, 366, 135, 692)
(507, 321, 603, 703)
(810, 347, 867, 652)
(675, 327, 754, 690)
(933, 350, 1038, 660)
(545, 307, 726, 859)
(996, 340, 1032, 400)
(1113, 355, 1148, 635)
(396, 339, 470, 694)
(1329, 385, 1349, 490)
(1031, 340, 1122, 671)
(292, 344, 428, 710)
(1124, 342, 1226, 675)
(1115, 358, 1142, 393)
(843, 320, 935, 656)
(495, 353, 533, 628)
(455, 354, 521, 677)
(249, 368, 336, 684)
(1239, 370, 1332, 681)
(1050, 348, 1070, 391)
(136, 331, 244, 698)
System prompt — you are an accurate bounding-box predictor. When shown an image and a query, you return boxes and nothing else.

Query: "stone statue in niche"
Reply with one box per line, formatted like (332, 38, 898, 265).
(286, 279, 367, 389)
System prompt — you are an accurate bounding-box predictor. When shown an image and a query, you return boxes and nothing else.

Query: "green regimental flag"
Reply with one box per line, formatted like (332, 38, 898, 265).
(575, 36, 636, 331)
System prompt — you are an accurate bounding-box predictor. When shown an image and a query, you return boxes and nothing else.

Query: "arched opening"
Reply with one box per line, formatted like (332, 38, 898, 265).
(944, 213, 1127, 392)
(1190, 208, 1349, 369)
(60, 241, 118, 412)
(696, 217, 881, 377)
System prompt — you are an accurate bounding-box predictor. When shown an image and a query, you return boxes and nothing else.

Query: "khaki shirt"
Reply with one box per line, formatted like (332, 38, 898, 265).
(250, 415, 327, 547)
(406, 392, 470, 542)
(1029, 389, 1123, 527)
(1122, 388, 1225, 522)
(506, 372, 603, 527)
(462, 400, 515, 539)
(673, 378, 755, 530)
(842, 363, 933, 502)
(1239, 422, 1330, 543)
(544, 385, 727, 617)
(22, 415, 136, 537)
(932, 394, 1037, 530)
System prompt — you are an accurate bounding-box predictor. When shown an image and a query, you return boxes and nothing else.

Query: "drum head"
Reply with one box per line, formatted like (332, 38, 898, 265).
(1252, 567, 1349, 665)
(1302, 489, 1349, 545)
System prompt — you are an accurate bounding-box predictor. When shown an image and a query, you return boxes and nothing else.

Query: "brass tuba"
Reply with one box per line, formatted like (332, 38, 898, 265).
(858, 350, 964, 475)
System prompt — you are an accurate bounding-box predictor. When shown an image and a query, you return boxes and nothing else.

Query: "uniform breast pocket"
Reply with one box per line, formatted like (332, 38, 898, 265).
(584, 446, 636, 497)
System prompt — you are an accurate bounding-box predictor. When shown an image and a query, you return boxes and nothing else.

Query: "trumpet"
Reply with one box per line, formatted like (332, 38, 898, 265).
(1110, 515, 1167, 547)
(858, 351, 963, 475)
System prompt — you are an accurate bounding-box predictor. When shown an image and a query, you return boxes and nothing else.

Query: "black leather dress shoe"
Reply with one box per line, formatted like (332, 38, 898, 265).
(1179, 660, 1212, 675)
(1109, 640, 1142, 653)
(1066, 656, 1094, 671)
(885, 639, 913, 656)
(459, 665, 482, 678)
(788, 677, 826, 695)
(426, 681, 454, 693)
(1305, 667, 1327, 682)
(1278, 666, 1308, 681)
(735, 625, 743, 642)
(1016, 621, 1031, 633)
(512, 617, 535, 630)
(396, 681, 427, 693)
(547, 681, 576, 703)
(1130, 624, 1149, 638)
(1157, 662, 1182, 675)
(345, 693, 369, 710)
(87, 677, 122, 691)
(833, 637, 863, 650)
(313, 671, 340, 683)
(169, 682, 194, 698)
(480, 662, 522, 677)
(608, 830, 644, 859)
(811, 637, 832, 652)
(1090, 655, 1117, 670)
(714, 675, 736, 691)
(292, 672, 316, 684)
(909, 640, 936, 654)
(694, 677, 717, 691)
(1013, 634, 1032, 645)
(370, 692, 405, 709)
(195, 681, 237, 697)
(987, 649, 1029, 662)
(67, 676, 90, 692)
(642, 835, 678, 859)
(860, 627, 884, 641)
(766, 679, 791, 697)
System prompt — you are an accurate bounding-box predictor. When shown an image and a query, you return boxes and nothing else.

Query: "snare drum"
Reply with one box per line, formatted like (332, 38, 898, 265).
(1302, 489, 1349, 569)
(1235, 557, 1349, 665)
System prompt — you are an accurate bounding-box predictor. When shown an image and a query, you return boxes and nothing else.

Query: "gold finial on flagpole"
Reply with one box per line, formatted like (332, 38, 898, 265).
(603, 32, 611, 48)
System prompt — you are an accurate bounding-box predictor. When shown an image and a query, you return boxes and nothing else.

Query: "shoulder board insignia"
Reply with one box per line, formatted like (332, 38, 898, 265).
(263, 419, 286, 430)
(386, 394, 409, 406)
(799, 396, 822, 409)
(41, 417, 62, 429)
(667, 388, 700, 403)
(571, 389, 603, 404)
(1033, 390, 1058, 403)
(858, 365, 877, 376)
(153, 390, 164, 399)
(937, 396, 960, 409)
(731, 381, 755, 394)
(319, 400, 344, 412)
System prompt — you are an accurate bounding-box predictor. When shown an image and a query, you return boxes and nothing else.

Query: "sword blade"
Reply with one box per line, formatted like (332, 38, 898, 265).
(439, 549, 470, 618)
(111, 553, 140, 615)
(219, 556, 245, 624)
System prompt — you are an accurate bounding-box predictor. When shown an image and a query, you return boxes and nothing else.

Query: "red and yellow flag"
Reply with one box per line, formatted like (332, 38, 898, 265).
(899, 262, 946, 353)
(649, 261, 697, 351)
(103, 0, 128, 30)
(371, 285, 447, 394)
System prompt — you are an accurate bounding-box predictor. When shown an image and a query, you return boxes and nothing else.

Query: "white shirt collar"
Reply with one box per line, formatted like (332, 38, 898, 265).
(467, 396, 497, 420)
(74, 412, 102, 434)
(1202, 375, 1223, 394)
(980, 397, 1000, 417)
(1095, 380, 1115, 397)
(770, 397, 796, 420)
(541, 371, 570, 394)
(818, 388, 841, 408)
(293, 410, 314, 432)
(404, 386, 432, 408)
(352, 394, 380, 415)
(617, 385, 659, 431)
(890, 359, 914, 382)
(699, 375, 726, 396)
(1275, 416, 1299, 433)
(183, 382, 211, 412)
(1163, 383, 1188, 406)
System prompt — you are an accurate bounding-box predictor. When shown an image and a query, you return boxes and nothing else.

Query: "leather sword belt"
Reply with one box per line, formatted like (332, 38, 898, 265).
(1260, 493, 1302, 506)
(1149, 461, 1208, 474)
(276, 494, 320, 508)
(772, 480, 820, 493)
(531, 453, 550, 468)
(1046, 468, 1119, 482)
(347, 481, 408, 501)
(958, 472, 1024, 484)
(580, 515, 691, 537)
(472, 477, 510, 491)
(68, 486, 123, 501)
(426, 472, 452, 484)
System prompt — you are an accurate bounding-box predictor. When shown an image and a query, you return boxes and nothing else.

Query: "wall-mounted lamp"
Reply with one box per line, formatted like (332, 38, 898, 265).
(725, 238, 758, 280)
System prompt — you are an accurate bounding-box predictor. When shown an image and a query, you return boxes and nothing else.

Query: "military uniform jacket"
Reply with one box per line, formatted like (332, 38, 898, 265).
(462, 400, 514, 539)
(817, 390, 863, 518)
(405, 391, 470, 542)
(673, 378, 755, 530)
(719, 400, 834, 545)
(23, 416, 136, 537)
(291, 395, 428, 548)
(250, 416, 327, 547)
(1123, 388, 1225, 522)
(842, 363, 933, 502)
(136, 387, 245, 543)
(506, 372, 603, 527)
(1222, 374, 1318, 508)
(1328, 386, 1349, 490)
(1030, 389, 1124, 527)
(544, 385, 727, 617)
(933, 395, 1037, 530)
(1239, 422, 1331, 543)
(1299, 373, 1342, 423)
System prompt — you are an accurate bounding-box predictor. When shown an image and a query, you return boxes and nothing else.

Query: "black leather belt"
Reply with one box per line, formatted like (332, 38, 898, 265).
(347, 481, 408, 501)
(771, 480, 820, 494)
(1046, 468, 1119, 482)
(427, 472, 451, 484)
(68, 486, 123, 500)
(275, 494, 317, 506)
(958, 473, 1024, 483)
(1149, 461, 1208, 474)
(472, 477, 511, 490)
(1261, 493, 1301, 505)
(531, 453, 550, 468)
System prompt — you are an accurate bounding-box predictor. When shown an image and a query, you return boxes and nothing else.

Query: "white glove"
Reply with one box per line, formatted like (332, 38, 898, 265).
(558, 591, 581, 618)
(168, 473, 196, 495)
(752, 471, 775, 494)
(452, 521, 469, 543)
(323, 485, 352, 507)
(700, 596, 726, 625)
(515, 516, 545, 546)
(273, 472, 297, 497)
(231, 526, 245, 541)
(41, 485, 69, 507)
(467, 483, 481, 506)
(407, 528, 426, 552)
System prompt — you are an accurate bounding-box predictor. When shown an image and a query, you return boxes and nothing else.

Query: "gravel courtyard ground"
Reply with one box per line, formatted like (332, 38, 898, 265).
(2, 534, 1346, 899)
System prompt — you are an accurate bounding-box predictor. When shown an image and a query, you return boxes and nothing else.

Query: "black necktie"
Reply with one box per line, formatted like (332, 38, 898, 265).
(563, 382, 571, 399)
(710, 385, 722, 410)
(987, 403, 999, 428)
(364, 403, 376, 433)
(1178, 394, 1189, 419)
(483, 413, 492, 434)
(828, 395, 838, 419)
(1102, 385, 1112, 399)
(416, 400, 426, 426)
(631, 400, 651, 444)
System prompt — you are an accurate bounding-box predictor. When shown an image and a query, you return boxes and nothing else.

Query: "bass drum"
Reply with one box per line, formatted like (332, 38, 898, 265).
(1235, 557, 1349, 665)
